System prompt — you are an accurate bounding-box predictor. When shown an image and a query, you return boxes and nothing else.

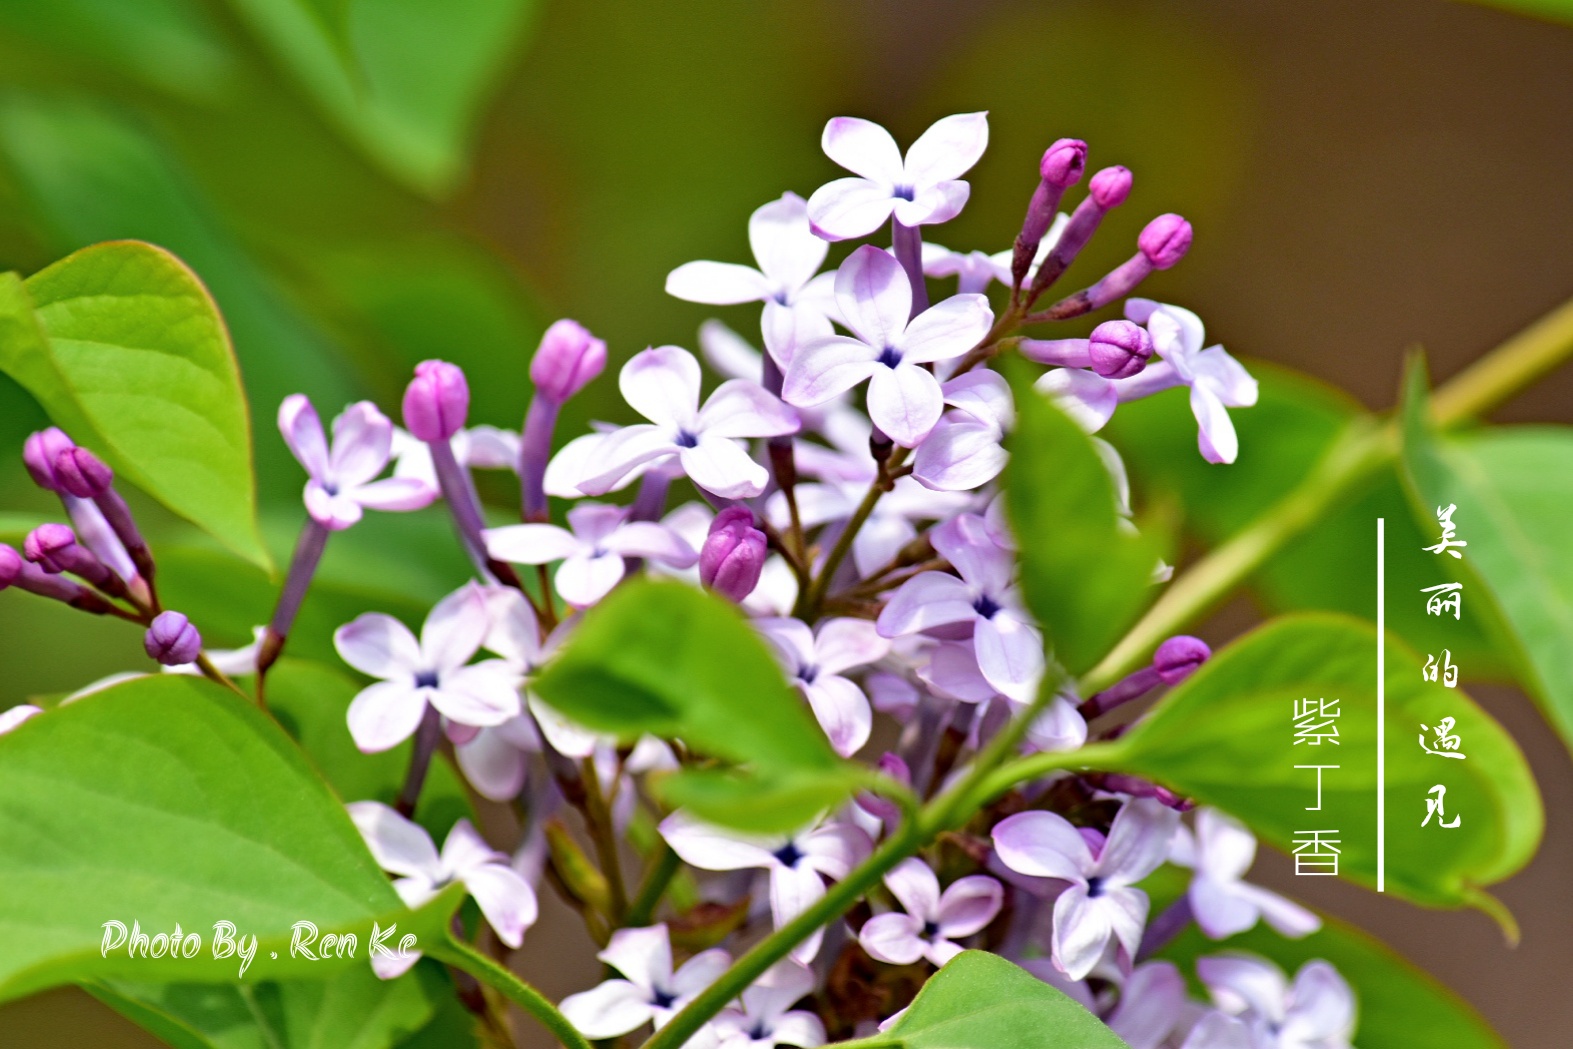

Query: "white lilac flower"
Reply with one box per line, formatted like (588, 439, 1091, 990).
(911, 370, 1014, 492)
(710, 960, 826, 1049)
(667, 193, 837, 366)
(561, 346, 799, 500)
(755, 617, 890, 757)
(1197, 954, 1356, 1049)
(559, 924, 731, 1038)
(917, 640, 1086, 753)
(335, 583, 521, 752)
(1171, 808, 1320, 941)
(876, 513, 1043, 704)
(659, 812, 872, 962)
(858, 857, 1001, 967)
(991, 799, 1180, 980)
(806, 113, 989, 241)
(484, 503, 698, 608)
(347, 802, 538, 974)
(1106, 961, 1187, 1049)
(783, 246, 993, 448)
(278, 395, 436, 530)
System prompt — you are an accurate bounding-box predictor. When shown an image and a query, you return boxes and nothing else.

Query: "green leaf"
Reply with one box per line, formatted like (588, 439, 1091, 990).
(1004, 358, 1162, 675)
(533, 579, 857, 832)
(0, 674, 463, 999)
(1104, 614, 1541, 915)
(1461, 0, 1573, 27)
(1401, 378, 1573, 756)
(0, 240, 271, 569)
(1155, 902, 1507, 1049)
(224, 0, 535, 194)
(872, 950, 1129, 1049)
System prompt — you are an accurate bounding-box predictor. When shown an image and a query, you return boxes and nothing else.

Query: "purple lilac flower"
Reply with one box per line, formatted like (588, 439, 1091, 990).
(402, 359, 470, 443)
(709, 960, 826, 1049)
(700, 506, 769, 602)
(559, 924, 731, 1038)
(1170, 808, 1320, 940)
(858, 857, 1002, 967)
(559, 346, 798, 500)
(144, 611, 202, 666)
(806, 113, 988, 241)
(1197, 954, 1356, 1049)
(334, 583, 521, 752)
(911, 370, 1013, 492)
(783, 246, 992, 448)
(279, 395, 436, 530)
(659, 812, 872, 962)
(531, 318, 608, 404)
(484, 503, 697, 608)
(755, 616, 891, 757)
(991, 798, 1180, 980)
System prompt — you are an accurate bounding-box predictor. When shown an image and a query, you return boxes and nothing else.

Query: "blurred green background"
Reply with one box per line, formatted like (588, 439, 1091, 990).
(0, 0, 1571, 1045)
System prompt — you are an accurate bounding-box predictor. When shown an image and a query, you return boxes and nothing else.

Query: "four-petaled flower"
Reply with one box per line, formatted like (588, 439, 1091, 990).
(992, 798, 1180, 980)
(279, 395, 436, 530)
(335, 583, 521, 752)
(755, 616, 890, 757)
(858, 858, 1002, 967)
(660, 812, 872, 962)
(1197, 954, 1356, 1049)
(1124, 300, 1258, 464)
(347, 801, 538, 976)
(485, 503, 698, 608)
(564, 346, 799, 499)
(710, 960, 827, 1049)
(806, 113, 989, 240)
(784, 246, 993, 448)
(1172, 808, 1321, 941)
(559, 924, 731, 1038)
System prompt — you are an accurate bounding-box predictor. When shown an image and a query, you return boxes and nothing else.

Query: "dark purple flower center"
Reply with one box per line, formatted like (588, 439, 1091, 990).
(414, 670, 440, 689)
(921, 920, 941, 940)
(773, 842, 805, 867)
(650, 987, 677, 1009)
(877, 345, 903, 369)
(676, 429, 700, 448)
(894, 184, 915, 201)
(797, 663, 819, 684)
(749, 1021, 771, 1040)
(972, 594, 1001, 619)
(1086, 876, 1106, 898)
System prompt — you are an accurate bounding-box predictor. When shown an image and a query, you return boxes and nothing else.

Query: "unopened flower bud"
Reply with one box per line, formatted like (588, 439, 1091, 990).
(1088, 320, 1153, 379)
(145, 610, 202, 666)
(24, 523, 77, 573)
(0, 544, 21, 588)
(699, 505, 767, 602)
(23, 428, 75, 491)
(402, 359, 470, 442)
(1088, 165, 1132, 209)
(530, 319, 607, 404)
(1153, 635, 1210, 685)
(54, 446, 114, 498)
(1137, 214, 1192, 270)
(1039, 138, 1088, 188)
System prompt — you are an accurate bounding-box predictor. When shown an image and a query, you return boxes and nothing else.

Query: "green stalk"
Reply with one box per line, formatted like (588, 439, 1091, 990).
(431, 934, 591, 1049)
(624, 842, 682, 927)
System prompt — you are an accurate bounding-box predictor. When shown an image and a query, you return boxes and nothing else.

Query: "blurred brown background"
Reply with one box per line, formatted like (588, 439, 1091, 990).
(2, 0, 1572, 1045)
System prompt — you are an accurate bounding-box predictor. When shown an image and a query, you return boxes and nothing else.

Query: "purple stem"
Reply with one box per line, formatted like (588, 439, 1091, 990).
(431, 438, 520, 586)
(1078, 666, 1162, 719)
(519, 394, 559, 523)
(395, 705, 443, 818)
(629, 471, 673, 524)
(891, 219, 928, 319)
(1137, 895, 1194, 961)
(258, 517, 330, 676)
(1012, 182, 1067, 289)
(1026, 194, 1108, 303)
(1040, 253, 1155, 321)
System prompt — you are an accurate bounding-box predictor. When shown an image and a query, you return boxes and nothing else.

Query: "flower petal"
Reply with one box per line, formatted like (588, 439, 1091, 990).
(858, 912, 926, 965)
(750, 191, 828, 293)
(803, 676, 872, 757)
(1097, 798, 1181, 885)
(821, 117, 903, 183)
(335, 613, 423, 680)
(671, 947, 733, 997)
(1108, 961, 1186, 1049)
(1196, 954, 1287, 1023)
(1195, 808, 1257, 882)
(1190, 383, 1239, 464)
(560, 979, 655, 1039)
(666, 261, 772, 305)
(1190, 877, 1262, 940)
(1034, 369, 1117, 433)
(897, 294, 992, 365)
(974, 612, 1045, 705)
(329, 402, 395, 488)
(603, 521, 699, 567)
(346, 800, 440, 877)
(346, 680, 428, 752)
(485, 523, 582, 565)
(462, 861, 539, 948)
(599, 924, 673, 992)
(770, 862, 828, 960)
(697, 380, 800, 439)
(781, 336, 878, 408)
(918, 641, 998, 703)
(421, 583, 492, 673)
(935, 874, 1003, 938)
(991, 809, 1092, 882)
(351, 477, 437, 513)
(621, 346, 702, 429)
(913, 414, 1007, 492)
(554, 551, 628, 607)
(660, 812, 779, 871)
(1283, 960, 1355, 1042)
(875, 571, 976, 636)
(867, 364, 944, 448)
(577, 425, 680, 496)
(902, 112, 989, 187)
(278, 394, 329, 480)
(883, 857, 941, 921)
(771, 1011, 827, 1049)
(835, 245, 911, 351)
(801, 822, 871, 879)
(1052, 886, 1113, 981)
(700, 319, 765, 382)
(805, 177, 896, 241)
(529, 695, 601, 758)
(456, 726, 531, 802)
(814, 617, 890, 675)
(430, 662, 522, 728)
(894, 180, 970, 228)
(680, 437, 770, 499)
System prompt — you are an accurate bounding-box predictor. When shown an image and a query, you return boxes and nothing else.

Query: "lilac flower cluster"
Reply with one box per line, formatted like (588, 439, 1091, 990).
(0, 112, 1349, 1048)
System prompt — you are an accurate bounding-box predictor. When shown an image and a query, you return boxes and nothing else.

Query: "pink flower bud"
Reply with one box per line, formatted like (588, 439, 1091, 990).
(1154, 635, 1210, 685)
(1137, 214, 1192, 270)
(23, 428, 75, 491)
(699, 505, 767, 602)
(1039, 138, 1088, 188)
(530, 319, 607, 403)
(1087, 320, 1153, 379)
(402, 360, 470, 442)
(1088, 166, 1132, 209)
(54, 446, 114, 498)
(0, 545, 21, 589)
(24, 523, 77, 573)
(145, 610, 203, 666)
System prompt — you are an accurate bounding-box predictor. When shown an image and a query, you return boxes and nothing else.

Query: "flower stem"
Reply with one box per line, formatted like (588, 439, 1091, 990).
(429, 933, 591, 1049)
(624, 842, 681, 927)
(395, 705, 442, 819)
(798, 449, 908, 619)
(580, 756, 630, 920)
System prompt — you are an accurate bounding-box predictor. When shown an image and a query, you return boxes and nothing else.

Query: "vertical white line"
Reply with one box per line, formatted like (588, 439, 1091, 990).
(1376, 517, 1385, 893)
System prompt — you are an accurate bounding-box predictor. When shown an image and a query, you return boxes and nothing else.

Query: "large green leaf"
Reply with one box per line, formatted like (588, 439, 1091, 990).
(871, 950, 1128, 1049)
(1004, 360, 1162, 676)
(224, 0, 535, 194)
(1102, 614, 1540, 916)
(0, 674, 462, 999)
(0, 240, 271, 568)
(533, 578, 857, 831)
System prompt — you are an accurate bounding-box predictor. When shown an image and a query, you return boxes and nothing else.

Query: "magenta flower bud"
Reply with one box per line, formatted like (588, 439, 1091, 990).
(23, 428, 75, 491)
(0, 544, 21, 589)
(1088, 320, 1153, 379)
(145, 610, 202, 666)
(1039, 138, 1088, 188)
(1138, 213, 1192, 270)
(402, 359, 470, 442)
(1153, 635, 1210, 685)
(698, 505, 767, 602)
(530, 319, 607, 404)
(54, 446, 114, 498)
(24, 523, 77, 573)
(1088, 165, 1132, 209)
